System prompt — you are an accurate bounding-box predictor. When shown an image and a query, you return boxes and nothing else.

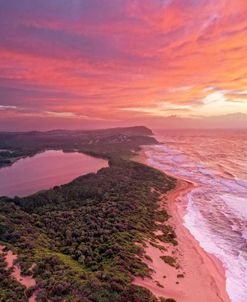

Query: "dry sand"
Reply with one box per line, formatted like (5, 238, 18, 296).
(0, 245, 37, 301)
(132, 151, 230, 302)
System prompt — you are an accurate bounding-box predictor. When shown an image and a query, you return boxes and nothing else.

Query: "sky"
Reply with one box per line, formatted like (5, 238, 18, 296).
(0, 0, 247, 130)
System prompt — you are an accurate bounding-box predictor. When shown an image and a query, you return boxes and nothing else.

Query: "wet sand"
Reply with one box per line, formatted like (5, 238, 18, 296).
(132, 151, 230, 302)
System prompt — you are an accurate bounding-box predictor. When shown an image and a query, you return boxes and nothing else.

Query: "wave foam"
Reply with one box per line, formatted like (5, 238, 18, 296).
(144, 135, 247, 302)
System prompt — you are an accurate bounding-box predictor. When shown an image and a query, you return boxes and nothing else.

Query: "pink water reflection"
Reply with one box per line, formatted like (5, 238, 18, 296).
(0, 150, 108, 197)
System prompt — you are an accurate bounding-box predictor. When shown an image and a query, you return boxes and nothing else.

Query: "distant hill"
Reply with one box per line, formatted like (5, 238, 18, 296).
(0, 126, 157, 167)
(45, 126, 154, 136)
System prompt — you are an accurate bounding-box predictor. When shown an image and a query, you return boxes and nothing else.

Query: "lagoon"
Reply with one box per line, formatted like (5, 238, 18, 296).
(0, 150, 108, 197)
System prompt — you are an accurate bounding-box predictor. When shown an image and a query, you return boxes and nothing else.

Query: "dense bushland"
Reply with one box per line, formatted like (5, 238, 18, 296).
(0, 159, 176, 301)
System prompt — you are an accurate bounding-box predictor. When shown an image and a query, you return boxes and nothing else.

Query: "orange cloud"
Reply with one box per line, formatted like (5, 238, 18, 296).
(0, 0, 246, 129)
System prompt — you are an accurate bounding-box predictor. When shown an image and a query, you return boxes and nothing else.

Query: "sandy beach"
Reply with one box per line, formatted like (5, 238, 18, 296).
(133, 150, 230, 302)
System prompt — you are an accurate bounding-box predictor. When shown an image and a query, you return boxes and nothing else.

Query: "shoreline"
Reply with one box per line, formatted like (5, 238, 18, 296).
(132, 149, 230, 302)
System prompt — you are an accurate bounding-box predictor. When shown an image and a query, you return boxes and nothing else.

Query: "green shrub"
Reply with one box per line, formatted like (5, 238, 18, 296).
(160, 256, 176, 267)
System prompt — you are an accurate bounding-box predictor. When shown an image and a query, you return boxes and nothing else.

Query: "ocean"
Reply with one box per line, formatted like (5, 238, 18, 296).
(144, 129, 247, 302)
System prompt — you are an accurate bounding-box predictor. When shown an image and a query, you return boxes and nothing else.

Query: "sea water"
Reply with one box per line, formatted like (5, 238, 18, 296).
(145, 129, 247, 302)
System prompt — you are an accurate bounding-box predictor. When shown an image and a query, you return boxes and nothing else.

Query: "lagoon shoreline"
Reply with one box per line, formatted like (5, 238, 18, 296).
(133, 149, 230, 302)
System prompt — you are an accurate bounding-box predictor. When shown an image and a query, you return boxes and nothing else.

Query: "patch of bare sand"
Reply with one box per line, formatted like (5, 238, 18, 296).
(0, 246, 37, 301)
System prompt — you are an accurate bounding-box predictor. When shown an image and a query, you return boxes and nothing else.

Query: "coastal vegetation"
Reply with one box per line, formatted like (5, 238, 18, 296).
(0, 127, 177, 301)
(160, 256, 177, 268)
(0, 253, 27, 301)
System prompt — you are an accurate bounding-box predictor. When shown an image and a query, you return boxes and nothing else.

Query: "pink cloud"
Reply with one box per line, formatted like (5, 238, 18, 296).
(0, 0, 246, 129)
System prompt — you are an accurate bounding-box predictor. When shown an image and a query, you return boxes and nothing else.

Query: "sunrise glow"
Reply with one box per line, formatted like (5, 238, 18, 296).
(0, 0, 247, 130)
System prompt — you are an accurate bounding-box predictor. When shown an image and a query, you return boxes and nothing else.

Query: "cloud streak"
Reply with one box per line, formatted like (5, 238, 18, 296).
(0, 0, 246, 129)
